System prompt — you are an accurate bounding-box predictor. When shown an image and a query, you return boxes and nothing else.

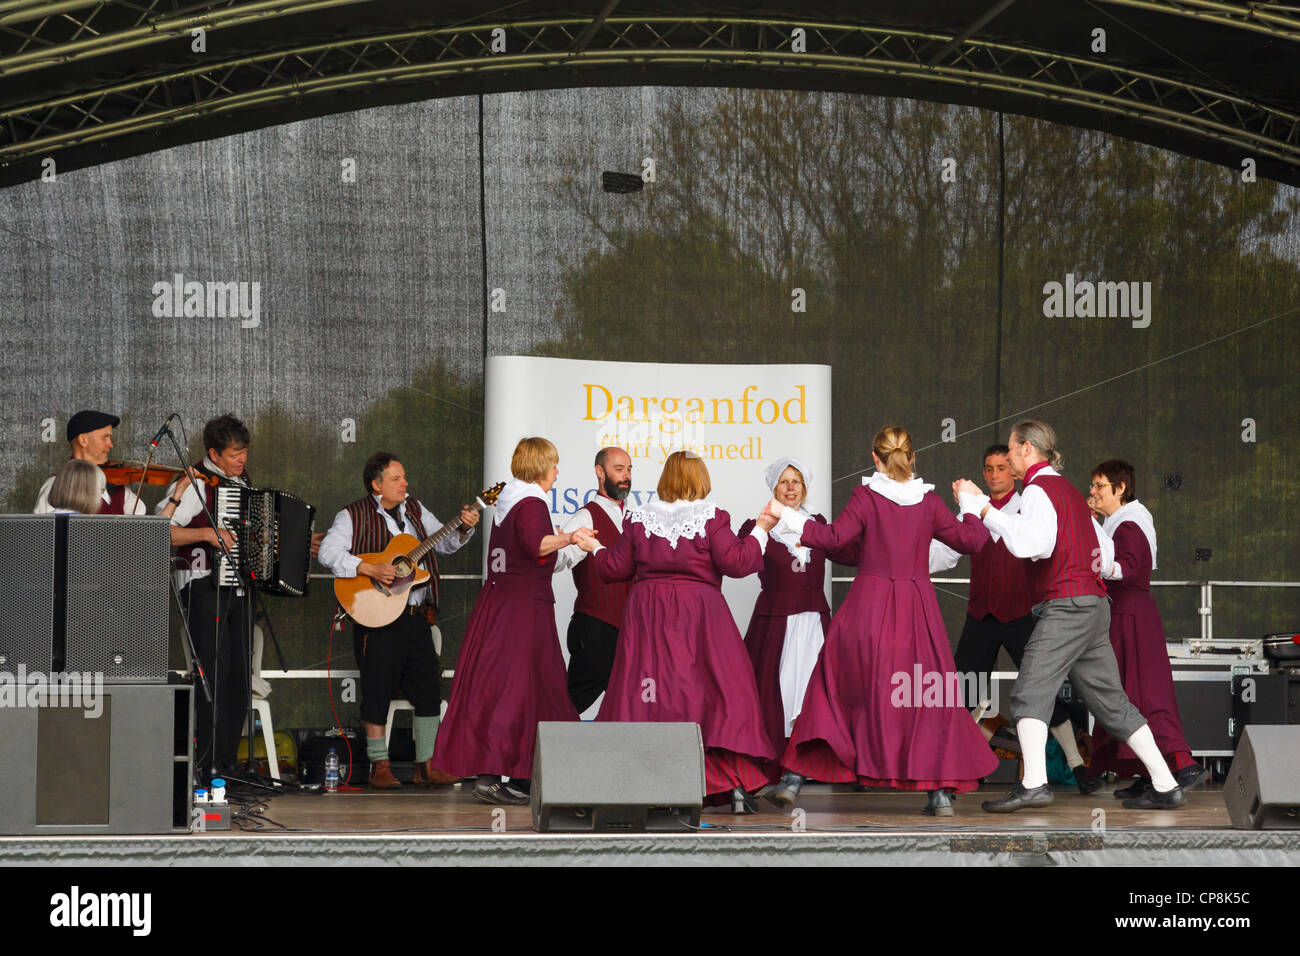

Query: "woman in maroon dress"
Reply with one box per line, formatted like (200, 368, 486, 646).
(432, 437, 589, 805)
(1083, 460, 1206, 796)
(575, 451, 778, 813)
(767, 427, 998, 816)
(738, 457, 859, 765)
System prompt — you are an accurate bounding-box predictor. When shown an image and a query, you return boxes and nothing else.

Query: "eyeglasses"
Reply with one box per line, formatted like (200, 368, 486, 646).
(1089, 481, 1111, 491)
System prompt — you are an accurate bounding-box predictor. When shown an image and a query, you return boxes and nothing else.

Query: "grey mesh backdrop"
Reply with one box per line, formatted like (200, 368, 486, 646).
(2, 87, 1297, 734)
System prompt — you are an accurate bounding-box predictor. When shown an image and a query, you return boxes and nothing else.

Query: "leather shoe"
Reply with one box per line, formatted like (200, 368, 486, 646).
(1113, 777, 1150, 799)
(922, 789, 954, 816)
(731, 787, 759, 814)
(1122, 785, 1186, 810)
(368, 759, 401, 790)
(412, 760, 460, 786)
(1175, 763, 1210, 791)
(981, 783, 1053, 813)
(473, 779, 528, 806)
(767, 772, 805, 810)
(1075, 765, 1104, 795)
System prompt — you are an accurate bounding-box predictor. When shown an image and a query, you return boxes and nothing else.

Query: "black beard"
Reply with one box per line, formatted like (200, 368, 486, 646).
(603, 476, 630, 501)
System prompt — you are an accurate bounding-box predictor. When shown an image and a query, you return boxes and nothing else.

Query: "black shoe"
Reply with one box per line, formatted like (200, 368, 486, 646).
(504, 777, 531, 797)
(981, 783, 1054, 813)
(1113, 777, 1150, 799)
(1175, 764, 1210, 792)
(473, 778, 529, 806)
(767, 772, 805, 810)
(1075, 765, 1104, 795)
(1122, 785, 1186, 810)
(922, 789, 954, 817)
(731, 787, 759, 815)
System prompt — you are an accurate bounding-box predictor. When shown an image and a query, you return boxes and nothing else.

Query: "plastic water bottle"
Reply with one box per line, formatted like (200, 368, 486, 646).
(324, 748, 340, 793)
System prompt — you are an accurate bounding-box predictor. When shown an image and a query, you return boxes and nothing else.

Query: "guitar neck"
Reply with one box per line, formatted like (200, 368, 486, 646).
(407, 496, 484, 565)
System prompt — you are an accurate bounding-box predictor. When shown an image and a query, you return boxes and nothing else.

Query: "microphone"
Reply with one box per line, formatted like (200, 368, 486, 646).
(149, 415, 176, 448)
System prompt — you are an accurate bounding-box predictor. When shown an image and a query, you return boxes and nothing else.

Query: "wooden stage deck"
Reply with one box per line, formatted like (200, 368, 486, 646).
(4, 780, 1297, 866)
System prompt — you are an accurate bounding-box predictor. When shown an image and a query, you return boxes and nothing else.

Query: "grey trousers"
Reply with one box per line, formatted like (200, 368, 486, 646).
(1009, 595, 1146, 741)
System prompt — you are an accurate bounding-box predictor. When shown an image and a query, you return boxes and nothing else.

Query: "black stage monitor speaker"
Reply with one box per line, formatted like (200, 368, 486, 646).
(64, 515, 171, 682)
(0, 515, 57, 674)
(532, 722, 704, 832)
(1224, 725, 1300, 830)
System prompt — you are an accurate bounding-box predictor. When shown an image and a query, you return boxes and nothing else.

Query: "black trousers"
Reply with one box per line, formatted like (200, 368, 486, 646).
(183, 576, 251, 773)
(353, 609, 442, 726)
(566, 612, 620, 713)
(953, 611, 1071, 727)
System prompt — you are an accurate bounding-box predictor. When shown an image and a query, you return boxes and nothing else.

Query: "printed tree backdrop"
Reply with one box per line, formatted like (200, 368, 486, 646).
(2, 87, 1296, 732)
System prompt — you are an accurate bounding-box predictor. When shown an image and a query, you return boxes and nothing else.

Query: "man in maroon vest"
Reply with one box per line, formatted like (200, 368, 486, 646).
(957, 419, 1185, 812)
(33, 410, 144, 515)
(317, 452, 478, 789)
(553, 446, 632, 713)
(950, 445, 1086, 785)
(158, 415, 253, 778)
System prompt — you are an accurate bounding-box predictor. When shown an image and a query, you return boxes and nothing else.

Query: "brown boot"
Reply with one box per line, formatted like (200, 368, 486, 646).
(368, 759, 401, 789)
(413, 759, 461, 786)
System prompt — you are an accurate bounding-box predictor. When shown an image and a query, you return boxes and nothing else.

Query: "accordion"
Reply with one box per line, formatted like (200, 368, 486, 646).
(214, 485, 316, 596)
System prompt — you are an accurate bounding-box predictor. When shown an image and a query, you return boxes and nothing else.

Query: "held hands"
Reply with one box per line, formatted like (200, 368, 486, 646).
(359, 561, 399, 586)
(762, 498, 785, 522)
(756, 509, 777, 532)
(951, 479, 981, 503)
(570, 527, 599, 552)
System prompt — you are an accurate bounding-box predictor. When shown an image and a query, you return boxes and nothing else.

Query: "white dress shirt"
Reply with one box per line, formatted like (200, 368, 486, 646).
(156, 457, 249, 590)
(978, 465, 1114, 573)
(317, 494, 473, 606)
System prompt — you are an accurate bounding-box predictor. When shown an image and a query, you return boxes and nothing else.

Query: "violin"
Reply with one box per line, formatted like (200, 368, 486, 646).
(100, 461, 221, 488)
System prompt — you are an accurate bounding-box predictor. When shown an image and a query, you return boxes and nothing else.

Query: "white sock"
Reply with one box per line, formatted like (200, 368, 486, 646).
(1017, 718, 1049, 788)
(1051, 720, 1084, 769)
(1124, 724, 1177, 792)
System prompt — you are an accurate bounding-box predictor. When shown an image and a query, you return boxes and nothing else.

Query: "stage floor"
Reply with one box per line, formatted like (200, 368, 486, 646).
(4, 781, 1298, 866)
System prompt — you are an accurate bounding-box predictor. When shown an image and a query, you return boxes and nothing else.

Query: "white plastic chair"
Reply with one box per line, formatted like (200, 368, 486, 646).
(383, 625, 448, 745)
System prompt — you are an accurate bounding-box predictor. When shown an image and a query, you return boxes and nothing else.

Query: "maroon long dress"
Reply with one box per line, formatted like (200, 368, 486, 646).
(591, 504, 777, 795)
(1087, 523, 1195, 778)
(782, 487, 999, 792)
(432, 496, 579, 779)
(737, 514, 860, 762)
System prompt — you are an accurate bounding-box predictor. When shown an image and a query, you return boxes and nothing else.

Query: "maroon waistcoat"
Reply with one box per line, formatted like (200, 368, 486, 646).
(572, 498, 630, 628)
(99, 483, 129, 515)
(344, 496, 441, 609)
(1025, 473, 1108, 603)
(968, 497, 1032, 622)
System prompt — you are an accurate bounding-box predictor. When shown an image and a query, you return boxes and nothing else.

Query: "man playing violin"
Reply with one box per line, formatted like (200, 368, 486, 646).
(317, 452, 479, 789)
(33, 409, 146, 515)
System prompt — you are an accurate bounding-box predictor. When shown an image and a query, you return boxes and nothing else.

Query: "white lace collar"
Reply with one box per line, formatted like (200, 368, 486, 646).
(494, 478, 548, 525)
(1103, 499, 1158, 569)
(863, 472, 933, 506)
(627, 498, 716, 549)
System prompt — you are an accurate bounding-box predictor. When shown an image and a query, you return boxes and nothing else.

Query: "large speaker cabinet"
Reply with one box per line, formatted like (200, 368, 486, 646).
(0, 514, 170, 682)
(0, 681, 193, 835)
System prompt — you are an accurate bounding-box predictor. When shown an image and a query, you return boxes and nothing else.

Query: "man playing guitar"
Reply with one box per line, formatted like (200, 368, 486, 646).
(317, 452, 479, 789)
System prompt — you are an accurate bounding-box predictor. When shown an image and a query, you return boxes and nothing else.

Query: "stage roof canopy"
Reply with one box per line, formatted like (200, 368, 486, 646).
(2, 1, 1298, 187)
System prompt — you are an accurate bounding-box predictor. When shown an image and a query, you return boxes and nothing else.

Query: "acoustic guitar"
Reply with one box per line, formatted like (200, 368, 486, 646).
(335, 482, 505, 628)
